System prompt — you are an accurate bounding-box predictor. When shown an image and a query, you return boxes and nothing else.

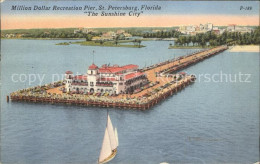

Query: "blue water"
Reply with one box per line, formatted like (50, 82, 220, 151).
(1, 39, 259, 164)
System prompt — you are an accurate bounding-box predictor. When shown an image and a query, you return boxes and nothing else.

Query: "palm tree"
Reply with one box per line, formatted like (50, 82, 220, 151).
(137, 39, 142, 48)
(114, 35, 119, 46)
(191, 36, 196, 46)
(133, 39, 137, 45)
(133, 39, 138, 47)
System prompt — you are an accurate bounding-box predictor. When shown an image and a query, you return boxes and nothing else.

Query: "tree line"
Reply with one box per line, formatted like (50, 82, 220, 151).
(2, 27, 177, 39)
(174, 27, 260, 47)
(23, 31, 101, 39)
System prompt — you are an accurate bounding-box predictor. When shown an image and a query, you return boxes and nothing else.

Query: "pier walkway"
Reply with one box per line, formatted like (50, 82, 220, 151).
(126, 45, 228, 98)
(9, 45, 228, 110)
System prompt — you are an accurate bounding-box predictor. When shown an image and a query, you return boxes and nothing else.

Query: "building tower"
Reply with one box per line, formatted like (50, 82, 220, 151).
(65, 71, 73, 93)
(87, 63, 99, 93)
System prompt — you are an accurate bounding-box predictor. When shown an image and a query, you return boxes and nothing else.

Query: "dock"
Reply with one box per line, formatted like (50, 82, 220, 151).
(9, 45, 228, 110)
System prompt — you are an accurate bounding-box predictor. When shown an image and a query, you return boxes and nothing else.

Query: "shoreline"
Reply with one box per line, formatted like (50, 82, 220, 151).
(169, 46, 208, 49)
(1, 37, 178, 41)
(69, 40, 146, 48)
(228, 45, 259, 52)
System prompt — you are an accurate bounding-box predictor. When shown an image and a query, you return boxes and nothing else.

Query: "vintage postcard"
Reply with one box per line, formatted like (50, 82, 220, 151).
(0, 0, 259, 164)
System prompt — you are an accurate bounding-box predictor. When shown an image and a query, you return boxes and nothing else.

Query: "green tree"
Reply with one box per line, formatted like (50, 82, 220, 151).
(191, 36, 196, 46)
(99, 40, 104, 45)
(209, 39, 218, 46)
(86, 34, 93, 41)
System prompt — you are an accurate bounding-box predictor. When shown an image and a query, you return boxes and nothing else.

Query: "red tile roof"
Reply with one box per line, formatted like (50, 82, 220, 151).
(98, 64, 138, 74)
(124, 72, 144, 80)
(89, 63, 98, 70)
(122, 64, 138, 69)
(65, 71, 73, 74)
(99, 67, 124, 73)
(74, 75, 87, 80)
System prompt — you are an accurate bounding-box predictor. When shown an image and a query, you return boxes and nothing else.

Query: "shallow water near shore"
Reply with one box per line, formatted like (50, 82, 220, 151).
(228, 45, 259, 52)
(1, 39, 259, 164)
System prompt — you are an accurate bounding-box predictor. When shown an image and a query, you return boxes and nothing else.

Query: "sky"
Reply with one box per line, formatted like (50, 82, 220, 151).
(1, 1, 259, 29)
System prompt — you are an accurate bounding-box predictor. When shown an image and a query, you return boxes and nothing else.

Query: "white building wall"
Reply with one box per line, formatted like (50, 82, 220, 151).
(65, 73, 73, 92)
(65, 66, 147, 94)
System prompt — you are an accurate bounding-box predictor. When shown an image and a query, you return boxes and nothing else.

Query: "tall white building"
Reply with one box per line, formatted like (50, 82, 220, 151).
(227, 24, 236, 32)
(206, 23, 213, 31)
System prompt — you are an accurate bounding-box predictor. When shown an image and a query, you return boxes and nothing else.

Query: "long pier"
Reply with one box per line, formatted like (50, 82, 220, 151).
(10, 75, 195, 110)
(9, 45, 228, 110)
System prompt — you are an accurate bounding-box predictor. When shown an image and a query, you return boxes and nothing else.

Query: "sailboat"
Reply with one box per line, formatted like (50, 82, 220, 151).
(98, 113, 119, 164)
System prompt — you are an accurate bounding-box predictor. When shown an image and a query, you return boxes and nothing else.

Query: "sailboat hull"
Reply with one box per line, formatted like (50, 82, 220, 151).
(99, 148, 117, 164)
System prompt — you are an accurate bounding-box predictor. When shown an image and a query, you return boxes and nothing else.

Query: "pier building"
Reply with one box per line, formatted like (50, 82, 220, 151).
(9, 45, 228, 110)
(65, 64, 149, 94)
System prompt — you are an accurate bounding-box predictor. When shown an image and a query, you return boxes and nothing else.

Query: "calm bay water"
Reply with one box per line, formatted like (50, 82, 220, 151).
(1, 39, 259, 164)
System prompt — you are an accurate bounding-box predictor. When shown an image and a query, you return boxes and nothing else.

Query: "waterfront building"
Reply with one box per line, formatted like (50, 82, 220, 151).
(206, 23, 213, 31)
(74, 27, 95, 34)
(212, 30, 220, 35)
(122, 32, 132, 39)
(234, 26, 253, 33)
(65, 64, 149, 94)
(213, 27, 219, 30)
(227, 24, 236, 32)
(178, 23, 214, 35)
(226, 24, 253, 33)
(102, 31, 117, 40)
(116, 29, 125, 34)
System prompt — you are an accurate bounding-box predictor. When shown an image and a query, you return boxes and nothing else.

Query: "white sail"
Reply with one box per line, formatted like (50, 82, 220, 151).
(107, 114, 117, 150)
(99, 128, 112, 163)
(115, 127, 119, 146)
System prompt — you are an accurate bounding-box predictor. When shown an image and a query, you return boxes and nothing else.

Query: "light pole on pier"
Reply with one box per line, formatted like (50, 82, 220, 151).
(92, 50, 95, 64)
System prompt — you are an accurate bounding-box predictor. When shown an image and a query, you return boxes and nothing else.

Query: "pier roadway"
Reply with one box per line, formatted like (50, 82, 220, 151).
(47, 86, 63, 95)
(8, 45, 228, 109)
(121, 45, 227, 98)
(10, 75, 195, 110)
(46, 45, 227, 99)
